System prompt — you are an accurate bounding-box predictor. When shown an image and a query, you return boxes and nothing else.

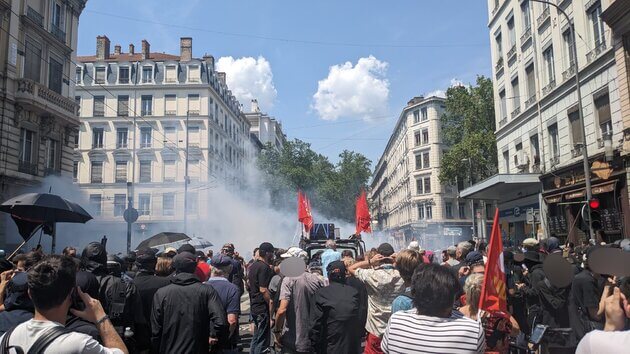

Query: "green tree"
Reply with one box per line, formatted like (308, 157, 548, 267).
(439, 76, 498, 186)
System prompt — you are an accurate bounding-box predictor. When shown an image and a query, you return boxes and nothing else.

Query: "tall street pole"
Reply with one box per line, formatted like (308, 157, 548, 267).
(127, 115, 137, 254)
(462, 158, 475, 240)
(184, 111, 189, 234)
(530, 0, 594, 238)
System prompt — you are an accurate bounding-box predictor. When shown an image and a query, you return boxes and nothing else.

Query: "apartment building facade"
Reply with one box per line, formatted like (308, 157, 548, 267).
(369, 96, 488, 250)
(74, 36, 251, 242)
(464, 0, 628, 244)
(0, 0, 87, 249)
(244, 99, 285, 152)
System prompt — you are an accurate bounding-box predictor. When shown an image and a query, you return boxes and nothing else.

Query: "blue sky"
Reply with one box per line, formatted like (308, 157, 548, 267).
(77, 0, 492, 165)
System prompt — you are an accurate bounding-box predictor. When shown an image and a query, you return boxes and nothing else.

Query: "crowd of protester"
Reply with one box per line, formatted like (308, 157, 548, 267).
(0, 234, 628, 353)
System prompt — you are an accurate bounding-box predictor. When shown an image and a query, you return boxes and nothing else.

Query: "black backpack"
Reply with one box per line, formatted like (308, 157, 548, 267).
(0, 325, 71, 354)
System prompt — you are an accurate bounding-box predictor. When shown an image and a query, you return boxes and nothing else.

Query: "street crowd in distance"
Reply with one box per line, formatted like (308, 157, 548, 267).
(0, 236, 628, 353)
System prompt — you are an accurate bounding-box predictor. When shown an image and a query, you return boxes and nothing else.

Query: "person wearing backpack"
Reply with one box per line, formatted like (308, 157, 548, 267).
(390, 249, 421, 313)
(0, 255, 127, 354)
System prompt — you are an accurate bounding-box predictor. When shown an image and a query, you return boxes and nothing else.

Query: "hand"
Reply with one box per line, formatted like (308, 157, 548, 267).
(515, 283, 526, 290)
(208, 337, 218, 346)
(459, 266, 470, 277)
(598, 278, 615, 316)
(0, 270, 14, 284)
(69, 287, 106, 323)
(370, 254, 386, 266)
(603, 287, 626, 331)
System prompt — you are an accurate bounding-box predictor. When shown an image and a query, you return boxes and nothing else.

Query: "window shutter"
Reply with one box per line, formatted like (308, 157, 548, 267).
(164, 161, 176, 181)
(165, 95, 177, 115)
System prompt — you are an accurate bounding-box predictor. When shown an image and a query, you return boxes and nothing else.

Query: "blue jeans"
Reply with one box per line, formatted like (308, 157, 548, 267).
(250, 312, 271, 354)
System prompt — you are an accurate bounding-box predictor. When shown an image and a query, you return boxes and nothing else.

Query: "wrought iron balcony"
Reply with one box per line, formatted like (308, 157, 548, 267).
(542, 80, 556, 96)
(537, 7, 550, 28)
(511, 106, 521, 118)
(495, 58, 504, 78)
(44, 168, 61, 176)
(525, 94, 536, 108)
(51, 23, 65, 43)
(550, 156, 560, 166)
(562, 63, 576, 81)
(586, 42, 607, 63)
(15, 78, 78, 122)
(520, 27, 532, 46)
(18, 160, 38, 175)
(507, 45, 517, 62)
(499, 117, 508, 127)
(26, 6, 44, 28)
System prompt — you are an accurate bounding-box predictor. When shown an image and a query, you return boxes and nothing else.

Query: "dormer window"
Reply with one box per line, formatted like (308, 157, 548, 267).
(75, 67, 83, 85)
(165, 65, 177, 83)
(118, 66, 129, 84)
(188, 65, 200, 83)
(141, 66, 153, 83)
(94, 67, 106, 84)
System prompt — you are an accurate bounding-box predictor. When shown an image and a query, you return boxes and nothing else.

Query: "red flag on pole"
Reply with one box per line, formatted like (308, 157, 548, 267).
(297, 191, 314, 233)
(355, 189, 372, 234)
(478, 207, 507, 312)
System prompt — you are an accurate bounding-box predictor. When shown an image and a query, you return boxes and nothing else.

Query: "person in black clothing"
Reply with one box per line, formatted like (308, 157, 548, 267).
(66, 269, 101, 341)
(247, 242, 275, 354)
(343, 259, 368, 337)
(132, 248, 171, 337)
(221, 243, 245, 296)
(569, 248, 604, 340)
(310, 261, 360, 354)
(0, 272, 33, 335)
(151, 252, 226, 353)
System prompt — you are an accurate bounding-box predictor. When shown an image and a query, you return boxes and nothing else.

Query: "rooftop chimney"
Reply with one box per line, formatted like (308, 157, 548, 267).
(217, 72, 226, 85)
(114, 45, 121, 55)
(180, 37, 192, 62)
(251, 99, 260, 113)
(96, 35, 110, 60)
(128, 43, 135, 55)
(141, 39, 150, 60)
(203, 54, 215, 70)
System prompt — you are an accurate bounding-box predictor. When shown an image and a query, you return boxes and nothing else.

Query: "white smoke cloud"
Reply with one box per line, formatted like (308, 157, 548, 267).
(215, 56, 277, 111)
(312, 55, 389, 121)
(450, 78, 465, 87)
(425, 90, 446, 98)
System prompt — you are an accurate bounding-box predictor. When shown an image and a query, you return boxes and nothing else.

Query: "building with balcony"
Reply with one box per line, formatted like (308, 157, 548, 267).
(244, 99, 285, 152)
(0, 0, 87, 250)
(369, 95, 491, 250)
(74, 36, 252, 244)
(463, 0, 629, 245)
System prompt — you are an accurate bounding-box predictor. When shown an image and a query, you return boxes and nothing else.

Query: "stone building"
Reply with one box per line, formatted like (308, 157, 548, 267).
(244, 99, 285, 152)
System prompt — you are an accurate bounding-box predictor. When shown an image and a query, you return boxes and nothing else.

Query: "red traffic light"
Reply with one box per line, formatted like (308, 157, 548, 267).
(589, 199, 600, 210)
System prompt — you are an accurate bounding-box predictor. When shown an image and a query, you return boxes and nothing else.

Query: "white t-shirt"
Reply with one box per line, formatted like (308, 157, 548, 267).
(576, 329, 630, 354)
(0, 319, 123, 354)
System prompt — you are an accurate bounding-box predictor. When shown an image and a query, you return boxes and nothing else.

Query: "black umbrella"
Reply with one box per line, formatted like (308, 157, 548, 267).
(0, 193, 92, 224)
(136, 232, 191, 250)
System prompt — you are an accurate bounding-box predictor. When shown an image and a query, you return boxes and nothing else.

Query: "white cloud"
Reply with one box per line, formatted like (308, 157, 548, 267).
(312, 55, 389, 121)
(215, 56, 277, 111)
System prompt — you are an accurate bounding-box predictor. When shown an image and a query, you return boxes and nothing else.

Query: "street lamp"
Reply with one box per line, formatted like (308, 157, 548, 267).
(461, 158, 475, 239)
(530, 0, 594, 238)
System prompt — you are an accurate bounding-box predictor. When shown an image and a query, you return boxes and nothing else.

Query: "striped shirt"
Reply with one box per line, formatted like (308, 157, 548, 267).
(381, 309, 486, 354)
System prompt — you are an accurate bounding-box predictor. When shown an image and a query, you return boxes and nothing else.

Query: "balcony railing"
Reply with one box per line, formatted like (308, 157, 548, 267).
(525, 94, 537, 108)
(44, 168, 61, 176)
(520, 27, 532, 45)
(188, 110, 200, 116)
(15, 78, 78, 117)
(499, 117, 508, 127)
(562, 63, 576, 81)
(542, 80, 556, 96)
(507, 45, 517, 59)
(550, 156, 560, 166)
(165, 110, 177, 116)
(26, 6, 44, 28)
(537, 7, 550, 28)
(495, 58, 504, 78)
(51, 23, 65, 43)
(586, 41, 607, 63)
(511, 106, 521, 118)
(18, 160, 38, 175)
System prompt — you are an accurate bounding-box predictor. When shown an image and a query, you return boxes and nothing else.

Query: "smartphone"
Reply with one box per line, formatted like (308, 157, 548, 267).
(529, 324, 548, 345)
(70, 287, 85, 311)
(521, 264, 528, 271)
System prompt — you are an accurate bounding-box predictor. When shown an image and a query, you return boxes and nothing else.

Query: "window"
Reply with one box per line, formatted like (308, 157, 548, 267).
(188, 94, 200, 115)
(495, 32, 503, 57)
(521, 0, 531, 31)
(415, 154, 422, 170)
(73, 161, 78, 181)
(116, 128, 128, 148)
(418, 204, 425, 219)
(93, 96, 105, 117)
(95, 67, 106, 84)
(165, 65, 177, 83)
(140, 127, 152, 148)
(445, 202, 453, 219)
(163, 160, 176, 181)
(187, 193, 198, 215)
(526, 64, 536, 100)
(530, 134, 540, 164)
(499, 90, 507, 119)
(45, 139, 58, 170)
(118, 67, 129, 84)
(485, 203, 493, 220)
(188, 160, 200, 182)
(75, 96, 81, 116)
(568, 109, 582, 147)
(413, 110, 420, 123)
(114, 194, 126, 216)
(51, 2, 63, 28)
(422, 129, 429, 145)
(138, 194, 151, 216)
(89, 194, 101, 216)
(188, 126, 200, 145)
(139, 160, 151, 182)
(115, 161, 127, 183)
(90, 161, 103, 183)
(543, 46, 555, 85)
(423, 151, 430, 169)
(19, 128, 34, 163)
(423, 177, 431, 194)
(588, 2, 605, 47)
(515, 143, 523, 167)
(507, 17, 516, 47)
(75, 67, 82, 85)
(459, 203, 466, 219)
(141, 95, 152, 116)
(426, 205, 432, 220)
(164, 126, 177, 146)
(141, 66, 153, 83)
(421, 107, 428, 121)
(24, 40, 41, 82)
(511, 77, 520, 110)
(414, 131, 421, 146)
(416, 179, 423, 195)
(594, 93, 612, 136)
(503, 150, 510, 172)
(548, 123, 559, 158)
(163, 193, 175, 216)
(563, 30, 576, 70)
(117, 95, 129, 116)
(92, 128, 103, 148)
(188, 65, 200, 82)
(165, 95, 177, 115)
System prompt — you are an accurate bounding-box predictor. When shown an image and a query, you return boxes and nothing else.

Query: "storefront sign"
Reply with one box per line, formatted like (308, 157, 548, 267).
(499, 202, 539, 218)
(565, 190, 586, 200)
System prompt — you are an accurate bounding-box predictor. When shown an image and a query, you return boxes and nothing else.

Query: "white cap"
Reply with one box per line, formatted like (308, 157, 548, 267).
(281, 247, 308, 260)
(408, 241, 421, 252)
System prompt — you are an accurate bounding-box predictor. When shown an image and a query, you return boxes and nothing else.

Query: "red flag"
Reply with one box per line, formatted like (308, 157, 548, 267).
(355, 189, 372, 234)
(478, 207, 507, 312)
(297, 191, 314, 233)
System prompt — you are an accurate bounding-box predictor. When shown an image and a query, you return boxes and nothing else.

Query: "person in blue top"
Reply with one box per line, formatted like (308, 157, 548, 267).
(320, 240, 341, 279)
(391, 249, 422, 313)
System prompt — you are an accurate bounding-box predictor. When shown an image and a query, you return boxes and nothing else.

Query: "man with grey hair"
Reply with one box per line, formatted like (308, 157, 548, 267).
(321, 240, 341, 279)
(444, 246, 460, 267)
(452, 241, 473, 275)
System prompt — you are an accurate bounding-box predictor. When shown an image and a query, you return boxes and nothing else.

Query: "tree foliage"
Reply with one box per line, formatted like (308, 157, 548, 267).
(439, 76, 498, 185)
(257, 139, 372, 223)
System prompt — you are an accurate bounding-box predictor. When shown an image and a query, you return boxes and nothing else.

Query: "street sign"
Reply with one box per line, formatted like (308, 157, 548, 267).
(412, 220, 428, 229)
(444, 227, 463, 236)
(526, 208, 541, 224)
(123, 208, 139, 223)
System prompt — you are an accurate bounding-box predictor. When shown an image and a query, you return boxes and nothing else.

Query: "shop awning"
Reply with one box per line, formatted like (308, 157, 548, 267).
(459, 173, 542, 201)
(544, 180, 617, 203)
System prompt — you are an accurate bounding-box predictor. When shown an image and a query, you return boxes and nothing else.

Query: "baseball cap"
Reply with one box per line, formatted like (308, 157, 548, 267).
(164, 247, 177, 257)
(82, 242, 107, 265)
(178, 244, 196, 254)
(377, 243, 395, 257)
(522, 238, 539, 248)
(465, 251, 484, 266)
(326, 260, 346, 282)
(259, 242, 275, 254)
(173, 252, 197, 273)
(211, 254, 233, 267)
(281, 247, 308, 260)
(135, 247, 158, 265)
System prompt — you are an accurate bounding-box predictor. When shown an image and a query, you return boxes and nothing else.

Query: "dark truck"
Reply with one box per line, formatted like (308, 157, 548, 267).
(298, 223, 366, 262)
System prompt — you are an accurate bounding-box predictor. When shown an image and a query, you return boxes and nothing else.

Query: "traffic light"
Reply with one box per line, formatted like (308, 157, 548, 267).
(589, 199, 600, 210)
